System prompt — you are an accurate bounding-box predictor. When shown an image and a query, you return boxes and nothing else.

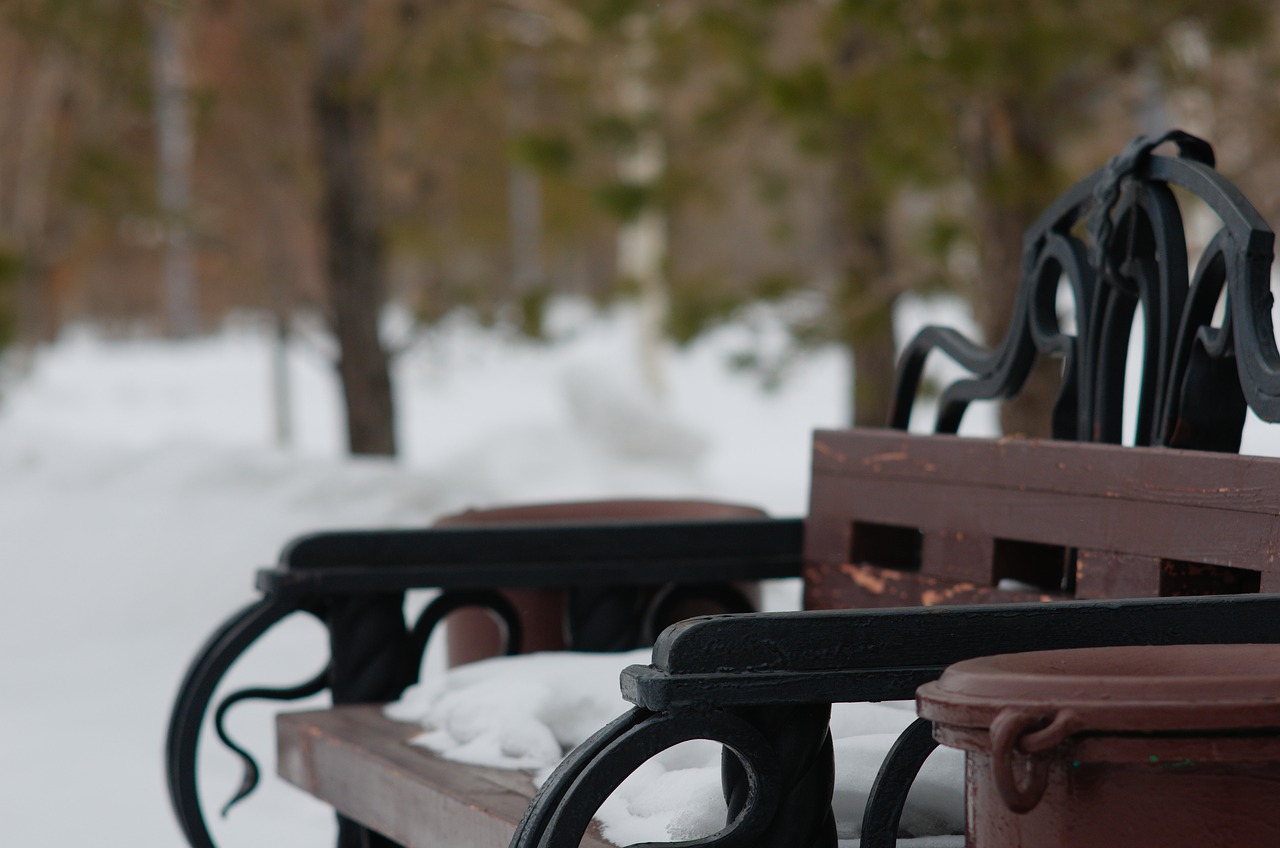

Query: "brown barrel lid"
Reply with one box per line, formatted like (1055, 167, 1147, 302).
(917, 643, 1280, 734)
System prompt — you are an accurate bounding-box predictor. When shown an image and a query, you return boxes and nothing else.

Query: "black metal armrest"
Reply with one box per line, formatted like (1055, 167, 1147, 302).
(624, 593, 1280, 710)
(260, 517, 803, 595)
(167, 516, 803, 848)
(516, 594, 1280, 848)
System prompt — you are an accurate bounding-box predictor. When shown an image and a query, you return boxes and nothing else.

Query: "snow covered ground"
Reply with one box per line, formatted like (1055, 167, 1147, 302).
(9, 295, 1278, 846)
(2, 299, 861, 848)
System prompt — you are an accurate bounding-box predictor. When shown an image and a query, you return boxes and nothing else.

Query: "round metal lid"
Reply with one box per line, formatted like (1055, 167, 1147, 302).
(917, 643, 1280, 734)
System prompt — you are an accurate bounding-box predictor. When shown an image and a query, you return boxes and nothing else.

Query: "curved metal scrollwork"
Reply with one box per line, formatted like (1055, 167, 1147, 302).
(641, 582, 755, 645)
(214, 662, 331, 816)
(891, 129, 1277, 452)
(166, 584, 532, 848)
(409, 588, 525, 660)
(513, 706, 798, 848)
(165, 596, 310, 848)
(859, 718, 940, 848)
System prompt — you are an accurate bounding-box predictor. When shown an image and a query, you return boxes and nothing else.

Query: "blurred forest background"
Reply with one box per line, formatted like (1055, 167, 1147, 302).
(3, 0, 1280, 455)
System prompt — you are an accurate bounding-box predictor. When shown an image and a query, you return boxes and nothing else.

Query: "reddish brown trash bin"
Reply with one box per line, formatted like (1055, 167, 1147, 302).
(916, 644, 1280, 848)
(435, 499, 767, 666)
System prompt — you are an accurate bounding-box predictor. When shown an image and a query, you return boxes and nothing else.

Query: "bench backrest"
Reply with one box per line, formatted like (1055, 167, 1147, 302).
(804, 429, 1280, 609)
(806, 130, 1280, 611)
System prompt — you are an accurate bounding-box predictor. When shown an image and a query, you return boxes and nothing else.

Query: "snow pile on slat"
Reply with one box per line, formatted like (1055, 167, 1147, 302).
(389, 650, 965, 845)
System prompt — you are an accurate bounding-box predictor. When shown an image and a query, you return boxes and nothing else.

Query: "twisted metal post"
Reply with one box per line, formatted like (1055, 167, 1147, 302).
(722, 704, 837, 848)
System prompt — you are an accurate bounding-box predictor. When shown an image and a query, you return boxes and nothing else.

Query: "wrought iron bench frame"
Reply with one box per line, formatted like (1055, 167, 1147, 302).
(167, 129, 1280, 848)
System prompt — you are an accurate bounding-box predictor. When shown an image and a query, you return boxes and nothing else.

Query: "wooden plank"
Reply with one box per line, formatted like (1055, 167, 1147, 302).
(804, 430, 1280, 610)
(921, 529, 995, 582)
(805, 470, 1280, 571)
(1074, 551, 1163, 600)
(802, 562, 1062, 610)
(277, 706, 612, 848)
(811, 429, 1280, 516)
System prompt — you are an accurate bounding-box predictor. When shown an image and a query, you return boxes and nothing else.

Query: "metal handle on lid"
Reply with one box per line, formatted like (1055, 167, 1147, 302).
(989, 708, 1082, 813)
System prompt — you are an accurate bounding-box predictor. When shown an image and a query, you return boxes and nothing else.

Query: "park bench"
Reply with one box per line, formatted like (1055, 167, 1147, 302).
(166, 129, 1280, 848)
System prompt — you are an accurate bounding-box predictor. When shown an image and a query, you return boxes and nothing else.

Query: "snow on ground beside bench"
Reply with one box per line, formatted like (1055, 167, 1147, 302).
(0, 303, 852, 846)
(388, 650, 965, 845)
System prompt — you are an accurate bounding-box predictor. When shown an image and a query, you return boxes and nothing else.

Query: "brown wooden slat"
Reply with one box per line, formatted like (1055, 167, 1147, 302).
(802, 563, 1063, 610)
(804, 430, 1280, 611)
(276, 706, 612, 848)
(805, 471, 1280, 571)
(921, 529, 995, 582)
(1074, 551, 1163, 600)
(811, 429, 1280, 516)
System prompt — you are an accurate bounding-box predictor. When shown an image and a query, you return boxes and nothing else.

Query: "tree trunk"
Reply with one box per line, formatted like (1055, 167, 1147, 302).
(962, 100, 1060, 438)
(831, 116, 899, 428)
(8, 46, 67, 344)
(149, 8, 199, 338)
(616, 12, 669, 400)
(849, 296, 898, 427)
(503, 55, 544, 299)
(314, 0, 397, 456)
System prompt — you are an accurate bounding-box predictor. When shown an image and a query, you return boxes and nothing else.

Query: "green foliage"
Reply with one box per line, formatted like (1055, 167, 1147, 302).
(665, 275, 745, 346)
(510, 133, 575, 176)
(752, 272, 802, 301)
(517, 286, 552, 340)
(67, 145, 153, 215)
(586, 114, 641, 153)
(1201, 0, 1270, 46)
(766, 64, 833, 123)
(751, 169, 791, 207)
(592, 180, 653, 222)
(0, 248, 22, 286)
(579, 0, 647, 31)
(0, 247, 20, 350)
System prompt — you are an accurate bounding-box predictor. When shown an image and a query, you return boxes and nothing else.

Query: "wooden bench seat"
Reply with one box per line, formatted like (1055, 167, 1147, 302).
(276, 706, 611, 848)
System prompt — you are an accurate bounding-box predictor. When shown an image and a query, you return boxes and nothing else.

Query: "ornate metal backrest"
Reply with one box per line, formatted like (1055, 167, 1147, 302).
(520, 133, 1280, 848)
(891, 130, 1278, 453)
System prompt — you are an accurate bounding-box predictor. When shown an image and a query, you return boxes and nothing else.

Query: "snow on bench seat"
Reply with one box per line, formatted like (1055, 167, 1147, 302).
(276, 650, 965, 846)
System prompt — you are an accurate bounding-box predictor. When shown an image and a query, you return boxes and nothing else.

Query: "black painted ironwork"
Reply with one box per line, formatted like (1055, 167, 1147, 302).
(561, 581, 756, 653)
(409, 589, 525, 663)
(891, 130, 1277, 451)
(859, 718, 939, 848)
(640, 582, 755, 645)
(165, 518, 803, 848)
(167, 596, 306, 848)
(721, 704, 836, 848)
(214, 662, 331, 815)
(511, 706, 785, 848)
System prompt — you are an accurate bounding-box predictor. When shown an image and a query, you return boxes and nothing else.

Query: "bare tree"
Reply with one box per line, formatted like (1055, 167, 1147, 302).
(149, 5, 198, 337)
(313, 0, 396, 456)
